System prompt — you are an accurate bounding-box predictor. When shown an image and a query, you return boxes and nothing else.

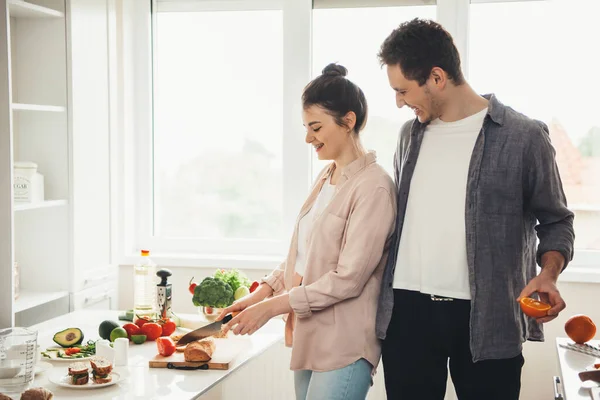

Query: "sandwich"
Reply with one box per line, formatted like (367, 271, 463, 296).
(90, 356, 113, 384)
(67, 362, 89, 385)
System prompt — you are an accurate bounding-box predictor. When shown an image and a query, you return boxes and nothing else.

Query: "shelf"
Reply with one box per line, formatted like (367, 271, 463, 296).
(15, 290, 69, 313)
(11, 103, 66, 112)
(14, 199, 68, 211)
(8, 0, 64, 19)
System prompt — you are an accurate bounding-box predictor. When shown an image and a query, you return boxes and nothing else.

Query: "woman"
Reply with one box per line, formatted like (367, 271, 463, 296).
(217, 63, 396, 400)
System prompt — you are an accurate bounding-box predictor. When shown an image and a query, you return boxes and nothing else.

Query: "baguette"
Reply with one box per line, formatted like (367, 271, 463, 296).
(183, 337, 216, 362)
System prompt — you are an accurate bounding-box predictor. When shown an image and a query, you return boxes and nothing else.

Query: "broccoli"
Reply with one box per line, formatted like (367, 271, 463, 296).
(192, 277, 234, 308)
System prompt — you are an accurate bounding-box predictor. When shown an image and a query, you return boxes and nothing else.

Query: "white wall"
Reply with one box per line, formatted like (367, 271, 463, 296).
(118, 266, 599, 399)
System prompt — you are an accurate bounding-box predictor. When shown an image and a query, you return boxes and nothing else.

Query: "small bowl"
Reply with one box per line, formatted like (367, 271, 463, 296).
(198, 306, 224, 322)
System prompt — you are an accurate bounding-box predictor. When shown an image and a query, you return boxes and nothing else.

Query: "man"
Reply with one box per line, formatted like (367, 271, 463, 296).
(375, 18, 575, 400)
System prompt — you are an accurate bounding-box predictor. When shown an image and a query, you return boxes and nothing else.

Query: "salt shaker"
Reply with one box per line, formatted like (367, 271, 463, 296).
(95, 339, 114, 364)
(113, 337, 129, 366)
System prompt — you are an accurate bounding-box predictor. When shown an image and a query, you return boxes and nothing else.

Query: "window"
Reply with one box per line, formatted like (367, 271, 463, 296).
(153, 9, 284, 242)
(311, 5, 436, 177)
(469, 0, 600, 253)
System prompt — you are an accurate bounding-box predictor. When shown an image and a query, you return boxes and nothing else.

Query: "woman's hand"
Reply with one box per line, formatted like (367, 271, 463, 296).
(222, 301, 274, 336)
(223, 294, 292, 336)
(216, 283, 274, 322)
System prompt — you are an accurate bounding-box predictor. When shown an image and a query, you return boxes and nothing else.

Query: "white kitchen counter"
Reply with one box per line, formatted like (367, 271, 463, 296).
(556, 338, 600, 399)
(25, 310, 284, 400)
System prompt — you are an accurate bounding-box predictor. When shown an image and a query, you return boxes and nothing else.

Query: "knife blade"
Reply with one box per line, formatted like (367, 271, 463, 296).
(176, 314, 234, 346)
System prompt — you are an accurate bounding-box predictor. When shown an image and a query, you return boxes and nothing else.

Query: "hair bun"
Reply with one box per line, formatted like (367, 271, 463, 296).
(322, 63, 348, 78)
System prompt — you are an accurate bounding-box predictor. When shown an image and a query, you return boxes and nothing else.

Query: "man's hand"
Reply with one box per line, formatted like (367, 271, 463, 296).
(517, 251, 566, 323)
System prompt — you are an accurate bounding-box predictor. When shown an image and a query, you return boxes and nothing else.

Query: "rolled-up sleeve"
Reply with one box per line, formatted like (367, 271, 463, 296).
(261, 261, 286, 295)
(289, 186, 396, 318)
(526, 121, 575, 269)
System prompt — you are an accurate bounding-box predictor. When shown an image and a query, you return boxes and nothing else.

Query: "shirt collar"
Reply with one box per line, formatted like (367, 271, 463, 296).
(322, 151, 377, 183)
(482, 93, 505, 126)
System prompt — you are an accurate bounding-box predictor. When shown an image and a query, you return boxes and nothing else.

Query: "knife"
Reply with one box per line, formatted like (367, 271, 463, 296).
(176, 314, 234, 346)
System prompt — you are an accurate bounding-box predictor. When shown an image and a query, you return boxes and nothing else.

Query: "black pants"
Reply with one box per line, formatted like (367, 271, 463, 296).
(382, 289, 524, 400)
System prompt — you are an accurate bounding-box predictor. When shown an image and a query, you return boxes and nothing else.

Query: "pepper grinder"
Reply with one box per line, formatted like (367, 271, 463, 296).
(156, 268, 173, 320)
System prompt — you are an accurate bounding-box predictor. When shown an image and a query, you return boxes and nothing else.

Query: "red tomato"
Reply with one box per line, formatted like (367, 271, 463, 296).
(141, 322, 162, 341)
(249, 281, 260, 293)
(160, 319, 177, 336)
(156, 337, 176, 357)
(205, 307, 214, 314)
(188, 277, 198, 295)
(135, 317, 150, 328)
(122, 323, 141, 339)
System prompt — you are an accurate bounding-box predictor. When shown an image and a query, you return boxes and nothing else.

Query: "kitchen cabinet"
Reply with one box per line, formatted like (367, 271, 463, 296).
(0, 0, 116, 329)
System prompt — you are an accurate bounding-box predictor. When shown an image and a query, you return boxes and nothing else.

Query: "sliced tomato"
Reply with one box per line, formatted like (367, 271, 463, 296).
(64, 347, 81, 356)
(156, 337, 176, 357)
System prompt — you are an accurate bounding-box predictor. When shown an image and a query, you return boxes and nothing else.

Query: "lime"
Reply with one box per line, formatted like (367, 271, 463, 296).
(234, 286, 250, 300)
(109, 327, 128, 342)
(130, 335, 147, 344)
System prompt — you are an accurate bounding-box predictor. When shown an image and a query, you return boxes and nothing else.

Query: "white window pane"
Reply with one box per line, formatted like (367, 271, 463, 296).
(469, 0, 600, 250)
(153, 10, 283, 240)
(311, 5, 437, 178)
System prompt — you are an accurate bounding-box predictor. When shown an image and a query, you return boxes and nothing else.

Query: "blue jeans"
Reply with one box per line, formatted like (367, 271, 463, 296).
(294, 358, 372, 400)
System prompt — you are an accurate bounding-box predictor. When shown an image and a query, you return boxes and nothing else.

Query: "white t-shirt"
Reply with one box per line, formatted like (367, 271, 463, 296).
(392, 108, 487, 299)
(295, 179, 337, 276)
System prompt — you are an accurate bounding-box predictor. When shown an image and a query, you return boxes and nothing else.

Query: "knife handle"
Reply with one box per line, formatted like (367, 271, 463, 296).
(579, 370, 600, 383)
(167, 362, 209, 370)
(222, 314, 234, 323)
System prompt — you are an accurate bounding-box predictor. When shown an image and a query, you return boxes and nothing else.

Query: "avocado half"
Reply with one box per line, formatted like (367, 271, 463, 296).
(53, 328, 84, 347)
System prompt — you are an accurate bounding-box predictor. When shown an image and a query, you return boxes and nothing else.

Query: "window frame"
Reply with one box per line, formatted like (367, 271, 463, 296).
(115, 0, 600, 280)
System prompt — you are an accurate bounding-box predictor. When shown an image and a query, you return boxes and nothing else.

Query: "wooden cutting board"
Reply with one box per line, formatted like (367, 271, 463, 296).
(149, 338, 248, 370)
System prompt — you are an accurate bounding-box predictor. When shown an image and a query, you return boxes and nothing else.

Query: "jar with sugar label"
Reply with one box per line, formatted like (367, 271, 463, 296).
(13, 162, 44, 203)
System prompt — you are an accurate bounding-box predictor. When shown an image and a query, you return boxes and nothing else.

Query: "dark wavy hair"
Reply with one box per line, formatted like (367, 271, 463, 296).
(378, 18, 465, 86)
(302, 63, 368, 134)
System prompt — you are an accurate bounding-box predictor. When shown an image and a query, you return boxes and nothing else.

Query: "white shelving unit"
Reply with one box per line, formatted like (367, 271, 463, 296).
(1, 0, 70, 328)
(1, 0, 116, 328)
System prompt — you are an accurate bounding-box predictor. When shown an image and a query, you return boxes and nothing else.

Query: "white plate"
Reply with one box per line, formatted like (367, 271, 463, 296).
(35, 361, 52, 375)
(48, 370, 121, 389)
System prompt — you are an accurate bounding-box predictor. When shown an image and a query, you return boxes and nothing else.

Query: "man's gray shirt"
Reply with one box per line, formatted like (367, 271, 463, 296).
(376, 94, 575, 362)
